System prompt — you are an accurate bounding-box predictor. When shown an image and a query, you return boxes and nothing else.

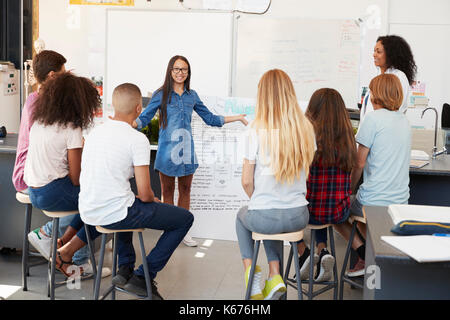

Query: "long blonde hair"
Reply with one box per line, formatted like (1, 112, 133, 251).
(252, 69, 316, 184)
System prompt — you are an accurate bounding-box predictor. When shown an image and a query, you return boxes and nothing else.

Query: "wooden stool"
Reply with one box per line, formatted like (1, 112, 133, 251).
(16, 192, 46, 291)
(286, 224, 338, 300)
(93, 226, 152, 300)
(339, 215, 367, 299)
(42, 210, 97, 300)
(246, 230, 304, 300)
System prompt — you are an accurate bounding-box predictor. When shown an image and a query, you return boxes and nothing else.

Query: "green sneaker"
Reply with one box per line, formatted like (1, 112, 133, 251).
(245, 265, 264, 300)
(262, 275, 286, 300)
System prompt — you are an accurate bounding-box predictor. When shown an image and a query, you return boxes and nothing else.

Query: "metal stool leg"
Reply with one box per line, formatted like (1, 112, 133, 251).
(94, 234, 107, 300)
(290, 242, 303, 300)
(284, 244, 294, 284)
(84, 224, 97, 295)
(339, 220, 358, 300)
(111, 233, 118, 300)
(328, 226, 338, 300)
(138, 232, 152, 300)
(22, 203, 32, 291)
(48, 217, 59, 300)
(245, 240, 260, 300)
(308, 230, 316, 299)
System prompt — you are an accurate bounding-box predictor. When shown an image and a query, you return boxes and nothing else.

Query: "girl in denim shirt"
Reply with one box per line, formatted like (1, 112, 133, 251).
(135, 55, 247, 246)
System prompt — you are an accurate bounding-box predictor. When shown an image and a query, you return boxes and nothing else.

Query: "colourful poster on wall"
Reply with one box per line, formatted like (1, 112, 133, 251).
(69, 0, 134, 6)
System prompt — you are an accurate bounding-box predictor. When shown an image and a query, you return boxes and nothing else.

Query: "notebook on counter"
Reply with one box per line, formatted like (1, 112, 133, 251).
(381, 235, 450, 263)
(411, 149, 430, 161)
(388, 204, 450, 225)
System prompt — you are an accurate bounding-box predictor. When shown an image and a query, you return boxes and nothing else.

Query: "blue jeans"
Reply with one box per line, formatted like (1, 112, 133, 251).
(98, 199, 194, 279)
(236, 206, 309, 263)
(29, 176, 89, 265)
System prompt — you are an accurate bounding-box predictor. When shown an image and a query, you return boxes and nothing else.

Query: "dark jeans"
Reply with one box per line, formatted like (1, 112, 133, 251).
(76, 198, 194, 280)
(29, 176, 79, 211)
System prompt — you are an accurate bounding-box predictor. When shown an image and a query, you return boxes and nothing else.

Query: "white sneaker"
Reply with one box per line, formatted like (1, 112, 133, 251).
(28, 227, 52, 261)
(182, 235, 198, 247)
(314, 249, 335, 282)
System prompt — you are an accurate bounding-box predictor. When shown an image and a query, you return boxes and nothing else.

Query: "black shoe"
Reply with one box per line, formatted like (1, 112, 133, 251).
(112, 265, 134, 287)
(124, 274, 164, 300)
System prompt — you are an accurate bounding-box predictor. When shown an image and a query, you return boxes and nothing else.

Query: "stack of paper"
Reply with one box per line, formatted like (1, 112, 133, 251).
(381, 235, 450, 263)
(411, 149, 430, 161)
(388, 204, 450, 225)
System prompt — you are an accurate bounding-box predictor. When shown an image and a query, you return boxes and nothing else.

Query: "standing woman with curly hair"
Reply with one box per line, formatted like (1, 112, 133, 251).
(361, 35, 417, 121)
(24, 72, 100, 212)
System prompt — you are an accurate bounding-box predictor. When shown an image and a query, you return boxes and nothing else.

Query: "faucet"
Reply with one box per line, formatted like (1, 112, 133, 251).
(421, 107, 447, 159)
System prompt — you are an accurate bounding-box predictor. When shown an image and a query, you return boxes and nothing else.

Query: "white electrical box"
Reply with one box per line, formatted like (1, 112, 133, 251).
(0, 61, 20, 133)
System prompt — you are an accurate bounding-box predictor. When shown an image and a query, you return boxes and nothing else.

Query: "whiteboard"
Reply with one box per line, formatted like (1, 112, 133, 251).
(234, 17, 361, 109)
(105, 9, 233, 107)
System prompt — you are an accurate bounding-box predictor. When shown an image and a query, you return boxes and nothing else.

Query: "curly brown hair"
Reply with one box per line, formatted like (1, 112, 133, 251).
(32, 72, 101, 129)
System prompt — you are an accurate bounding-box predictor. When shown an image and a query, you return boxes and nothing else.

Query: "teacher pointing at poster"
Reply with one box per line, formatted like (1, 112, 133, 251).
(134, 55, 248, 247)
(360, 35, 417, 121)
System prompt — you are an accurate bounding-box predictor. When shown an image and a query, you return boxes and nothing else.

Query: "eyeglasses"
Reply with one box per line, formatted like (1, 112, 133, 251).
(172, 67, 189, 74)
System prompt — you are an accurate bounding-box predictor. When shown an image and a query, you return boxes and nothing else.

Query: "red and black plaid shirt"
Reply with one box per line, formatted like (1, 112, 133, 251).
(306, 157, 352, 225)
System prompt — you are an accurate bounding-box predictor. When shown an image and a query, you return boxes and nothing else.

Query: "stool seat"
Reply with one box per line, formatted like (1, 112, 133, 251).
(96, 226, 145, 234)
(42, 210, 78, 218)
(349, 215, 366, 224)
(308, 224, 333, 230)
(16, 192, 31, 204)
(252, 230, 304, 242)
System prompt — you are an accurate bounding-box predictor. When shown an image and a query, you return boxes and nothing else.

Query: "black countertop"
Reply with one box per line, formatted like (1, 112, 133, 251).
(409, 155, 450, 176)
(0, 134, 18, 154)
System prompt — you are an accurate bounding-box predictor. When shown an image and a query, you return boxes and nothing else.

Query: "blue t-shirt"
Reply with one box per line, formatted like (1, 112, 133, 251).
(356, 108, 411, 206)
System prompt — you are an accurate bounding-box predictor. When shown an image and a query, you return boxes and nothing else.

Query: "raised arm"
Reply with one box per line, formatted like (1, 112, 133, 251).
(193, 91, 248, 127)
(135, 91, 162, 130)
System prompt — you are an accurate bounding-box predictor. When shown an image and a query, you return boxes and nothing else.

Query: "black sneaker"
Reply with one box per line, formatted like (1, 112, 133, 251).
(112, 265, 134, 288)
(124, 274, 164, 300)
(314, 248, 335, 282)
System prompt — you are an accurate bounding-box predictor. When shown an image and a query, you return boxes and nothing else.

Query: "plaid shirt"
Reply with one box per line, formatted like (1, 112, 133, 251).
(306, 158, 352, 224)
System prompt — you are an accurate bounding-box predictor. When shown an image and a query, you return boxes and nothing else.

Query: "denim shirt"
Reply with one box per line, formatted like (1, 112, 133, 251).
(136, 88, 225, 177)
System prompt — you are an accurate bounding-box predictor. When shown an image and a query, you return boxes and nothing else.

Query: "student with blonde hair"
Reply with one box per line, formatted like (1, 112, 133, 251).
(334, 73, 411, 277)
(236, 69, 316, 300)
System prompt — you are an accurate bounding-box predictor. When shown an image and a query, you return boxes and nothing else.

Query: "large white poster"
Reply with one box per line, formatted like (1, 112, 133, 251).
(175, 96, 255, 241)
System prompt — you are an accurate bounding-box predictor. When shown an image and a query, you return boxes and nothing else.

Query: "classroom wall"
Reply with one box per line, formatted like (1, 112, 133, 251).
(39, 0, 387, 79)
(38, 0, 449, 129)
